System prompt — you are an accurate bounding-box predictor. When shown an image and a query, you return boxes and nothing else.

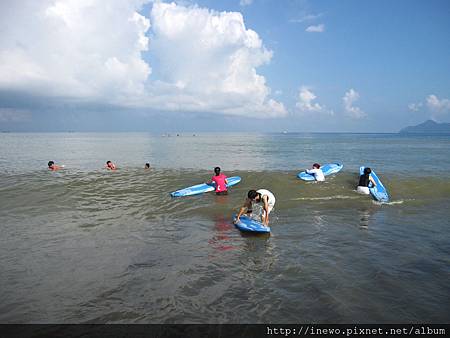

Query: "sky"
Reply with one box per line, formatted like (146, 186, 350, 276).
(0, 0, 449, 132)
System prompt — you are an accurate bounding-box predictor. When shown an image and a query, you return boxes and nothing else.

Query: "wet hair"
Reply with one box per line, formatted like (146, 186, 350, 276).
(313, 163, 320, 169)
(145, 163, 150, 168)
(248, 190, 258, 199)
(106, 161, 111, 165)
(214, 167, 221, 175)
(48, 161, 54, 167)
(363, 167, 372, 175)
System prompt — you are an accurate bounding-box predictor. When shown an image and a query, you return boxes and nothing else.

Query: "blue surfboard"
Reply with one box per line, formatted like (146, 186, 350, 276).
(233, 214, 270, 233)
(170, 176, 241, 197)
(359, 167, 389, 202)
(297, 163, 343, 181)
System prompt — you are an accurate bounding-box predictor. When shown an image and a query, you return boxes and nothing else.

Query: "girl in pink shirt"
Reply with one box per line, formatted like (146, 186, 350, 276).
(210, 167, 228, 195)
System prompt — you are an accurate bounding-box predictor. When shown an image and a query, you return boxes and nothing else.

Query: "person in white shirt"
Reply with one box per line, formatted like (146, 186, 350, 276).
(235, 189, 276, 226)
(306, 163, 325, 181)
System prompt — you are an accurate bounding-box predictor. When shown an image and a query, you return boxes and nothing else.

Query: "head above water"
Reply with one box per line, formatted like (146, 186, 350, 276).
(364, 167, 372, 175)
(248, 189, 259, 201)
(48, 161, 54, 167)
(313, 163, 320, 169)
(145, 163, 150, 168)
(106, 161, 111, 165)
(214, 167, 221, 175)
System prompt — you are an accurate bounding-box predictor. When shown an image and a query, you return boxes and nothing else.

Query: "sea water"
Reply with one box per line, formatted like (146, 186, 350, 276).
(0, 132, 449, 323)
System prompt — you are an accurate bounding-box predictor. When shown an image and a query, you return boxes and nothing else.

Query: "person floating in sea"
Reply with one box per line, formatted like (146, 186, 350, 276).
(356, 167, 376, 195)
(48, 161, 63, 171)
(235, 189, 276, 226)
(306, 163, 325, 181)
(105, 161, 117, 170)
(206, 167, 228, 195)
(145, 163, 150, 169)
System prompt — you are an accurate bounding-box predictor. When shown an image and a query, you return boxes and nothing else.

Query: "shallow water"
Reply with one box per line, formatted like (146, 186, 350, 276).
(0, 132, 449, 323)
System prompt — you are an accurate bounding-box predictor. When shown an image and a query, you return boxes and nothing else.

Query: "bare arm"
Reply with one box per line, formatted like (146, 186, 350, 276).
(369, 176, 377, 187)
(262, 196, 269, 226)
(235, 198, 251, 222)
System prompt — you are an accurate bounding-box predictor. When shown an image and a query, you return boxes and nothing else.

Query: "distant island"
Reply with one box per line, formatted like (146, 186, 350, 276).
(399, 120, 450, 134)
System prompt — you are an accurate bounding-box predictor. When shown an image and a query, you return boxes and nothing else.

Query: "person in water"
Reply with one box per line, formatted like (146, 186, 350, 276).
(145, 163, 150, 169)
(306, 163, 325, 181)
(235, 189, 276, 226)
(48, 161, 63, 171)
(207, 167, 228, 195)
(105, 161, 117, 170)
(357, 167, 377, 195)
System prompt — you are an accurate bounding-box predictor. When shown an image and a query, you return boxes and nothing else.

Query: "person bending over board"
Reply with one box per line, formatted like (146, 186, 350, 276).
(206, 167, 228, 195)
(306, 163, 325, 182)
(357, 167, 376, 195)
(48, 161, 63, 171)
(235, 189, 276, 226)
(105, 161, 117, 170)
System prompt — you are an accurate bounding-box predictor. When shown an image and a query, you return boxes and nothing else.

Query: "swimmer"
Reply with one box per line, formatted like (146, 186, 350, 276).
(105, 161, 117, 170)
(48, 161, 63, 171)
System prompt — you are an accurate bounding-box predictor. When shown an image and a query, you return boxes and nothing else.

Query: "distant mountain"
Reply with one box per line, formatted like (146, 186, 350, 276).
(399, 120, 450, 134)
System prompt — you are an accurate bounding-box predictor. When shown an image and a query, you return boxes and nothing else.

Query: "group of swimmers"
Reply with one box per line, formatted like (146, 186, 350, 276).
(48, 160, 150, 171)
(47, 161, 376, 227)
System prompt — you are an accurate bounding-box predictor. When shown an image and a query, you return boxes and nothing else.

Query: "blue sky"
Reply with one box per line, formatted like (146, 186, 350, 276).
(0, 0, 449, 132)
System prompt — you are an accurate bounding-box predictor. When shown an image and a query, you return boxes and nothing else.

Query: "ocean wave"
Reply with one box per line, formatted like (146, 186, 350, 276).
(291, 195, 360, 201)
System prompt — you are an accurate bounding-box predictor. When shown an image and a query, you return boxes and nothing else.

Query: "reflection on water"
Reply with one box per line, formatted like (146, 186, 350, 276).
(208, 216, 236, 253)
(213, 193, 230, 205)
(358, 207, 378, 228)
(312, 211, 326, 229)
(239, 231, 276, 273)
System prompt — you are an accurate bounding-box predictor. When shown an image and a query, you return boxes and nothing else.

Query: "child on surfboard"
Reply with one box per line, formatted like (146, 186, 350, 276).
(306, 163, 325, 181)
(207, 167, 228, 195)
(235, 189, 276, 226)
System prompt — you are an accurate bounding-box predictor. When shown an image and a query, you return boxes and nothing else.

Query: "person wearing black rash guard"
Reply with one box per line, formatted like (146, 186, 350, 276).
(357, 167, 377, 195)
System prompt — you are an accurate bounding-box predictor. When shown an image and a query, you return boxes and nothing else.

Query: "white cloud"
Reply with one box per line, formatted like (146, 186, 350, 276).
(426, 94, 450, 117)
(145, 2, 286, 117)
(290, 13, 323, 23)
(305, 24, 325, 33)
(408, 94, 450, 119)
(408, 102, 422, 111)
(295, 87, 333, 116)
(0, 0, 151, 99)
(343, 89, 366, 119)
(0, 1, 286, 119)
(240, 0, 253, 6)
